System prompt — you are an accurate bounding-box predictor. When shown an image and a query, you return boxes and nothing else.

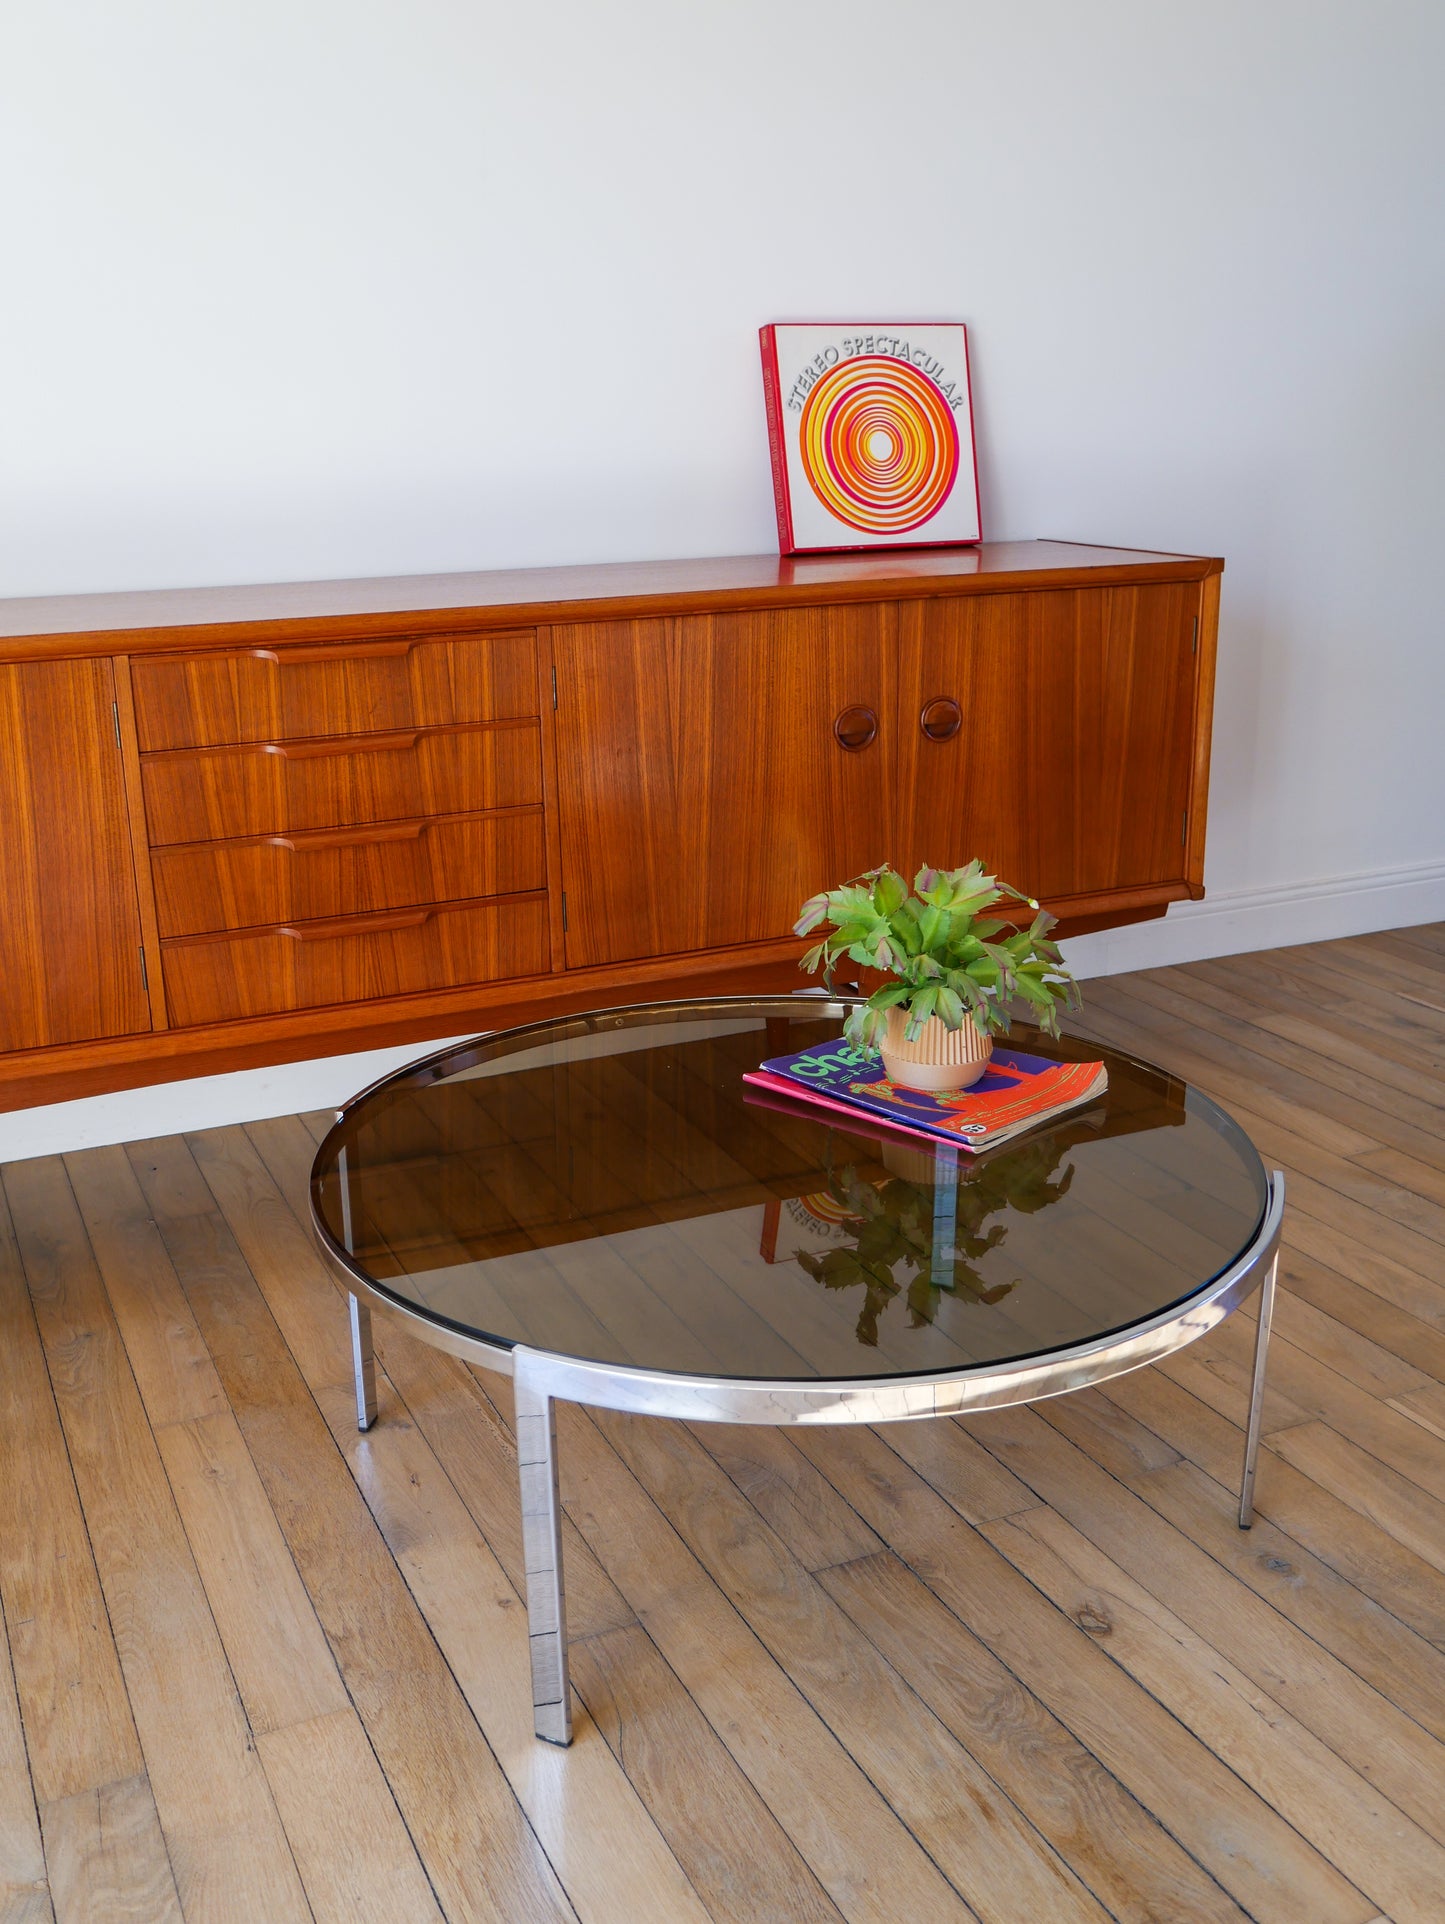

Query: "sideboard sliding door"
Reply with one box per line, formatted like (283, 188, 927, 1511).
(553, 604, 896, 970)
(0, 658, 151, 1053)
(896, 584, 1201, 909)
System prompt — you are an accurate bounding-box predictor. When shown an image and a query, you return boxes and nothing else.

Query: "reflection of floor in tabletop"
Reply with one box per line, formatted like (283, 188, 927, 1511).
(3, 923, 1444, 1924)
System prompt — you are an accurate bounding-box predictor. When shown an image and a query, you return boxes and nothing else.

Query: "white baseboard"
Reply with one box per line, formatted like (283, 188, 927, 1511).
(1060, 855, 1445, 979)
(2, 856, 1441, 1165)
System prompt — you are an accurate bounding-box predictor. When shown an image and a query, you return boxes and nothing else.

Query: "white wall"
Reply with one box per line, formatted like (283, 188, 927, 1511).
(1, 0, 1442, 1155)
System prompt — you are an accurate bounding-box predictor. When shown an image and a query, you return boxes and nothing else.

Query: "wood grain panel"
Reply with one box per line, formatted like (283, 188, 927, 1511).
(985, 1500, 1445, 1923)
(550, 1402, 976, 1921)
(1184, 572, 1220, 896)
(785, 1423, 1369, 1924)
(255, 1710, 445, 1924)
(972, 1400, 1445, 1862)
(4, 1157, 312, 1923)
(140, 720, 541, 845)
(56, 1141, 226, 1432)
(199, 1108, 709, 1924)
(554, 604, 895, 970)
(39, 1775, 182, 1924)
(151, 808, 545, 937)
(0, 934, 812, 1112)
(0, 1593, 48, 1924)
(0, 659, 149, 1052)
(154, 1413, 350, 1738)
(161, 893, 550, 1026)
(0, 542, 1220, 655)
(568, 1623, 847, 1924)
(896, 584, 1198, 902)
(817, 1550, 1249, 1924)
(0, 1184, 143, 1808)
(130, 630, 537, 751)
(308, 1376, 717, 1924)
(0, 548, 1224, 1109)
(5, 924, 1444, 1923)
(118, 1137, 576, 1924)
(112, 660, 169, 1031)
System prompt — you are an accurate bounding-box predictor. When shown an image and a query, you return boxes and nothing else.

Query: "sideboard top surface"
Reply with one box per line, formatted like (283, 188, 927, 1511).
(0, 540, 1223, 658)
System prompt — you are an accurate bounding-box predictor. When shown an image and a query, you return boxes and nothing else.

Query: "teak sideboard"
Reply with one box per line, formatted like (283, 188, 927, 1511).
(0, 541, 1222, 1110)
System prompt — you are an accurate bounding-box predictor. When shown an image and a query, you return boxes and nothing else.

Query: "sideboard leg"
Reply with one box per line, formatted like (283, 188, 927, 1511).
(514, 1367, 572, 1745)
(349, 1294, 378, 1432)
(1238, 1251, 1279, 1528)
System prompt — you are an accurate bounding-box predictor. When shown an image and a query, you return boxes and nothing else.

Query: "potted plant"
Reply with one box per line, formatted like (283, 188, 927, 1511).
(794, 860, 1079, 1091)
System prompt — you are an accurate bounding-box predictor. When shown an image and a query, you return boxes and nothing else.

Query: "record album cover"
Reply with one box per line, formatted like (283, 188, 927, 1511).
(759, 322, 981, 553)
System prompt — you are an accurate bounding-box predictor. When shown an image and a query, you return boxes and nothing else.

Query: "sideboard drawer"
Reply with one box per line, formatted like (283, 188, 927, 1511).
(131, 630, 538, 750)
(151, 808, 546, 937)
(140, 722, 543, 845)
(161, 894, 550, 1025)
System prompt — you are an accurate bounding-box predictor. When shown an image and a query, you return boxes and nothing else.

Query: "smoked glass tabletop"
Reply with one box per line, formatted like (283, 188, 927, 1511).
(311, 997, 1269, 1384)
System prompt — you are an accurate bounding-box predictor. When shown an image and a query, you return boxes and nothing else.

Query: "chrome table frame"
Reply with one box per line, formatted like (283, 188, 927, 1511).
(311, 1000, 1285, 1754)
(312, 1001, 1283, 1747)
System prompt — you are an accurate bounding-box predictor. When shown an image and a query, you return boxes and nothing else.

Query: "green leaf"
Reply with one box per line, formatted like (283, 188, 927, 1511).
(842, 1006, 870, 1051)
(951, 972, 985, 1012)
(916, 903, 946, 952)
(893, 913, 923, 957)
(873, 867, 907, 915)
(903, 985, 940, 1038)
(934, 985, 966, 1029)
(829, 920, 874, 950)
(858, 1008, 892, 1054)
(1013, 974, 1053, 1008)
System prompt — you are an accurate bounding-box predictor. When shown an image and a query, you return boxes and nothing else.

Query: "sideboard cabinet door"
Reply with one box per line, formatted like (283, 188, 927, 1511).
(896, 584, 1200, 907)
(0, 659, 150, 1052)
(554, 605, 895, 970)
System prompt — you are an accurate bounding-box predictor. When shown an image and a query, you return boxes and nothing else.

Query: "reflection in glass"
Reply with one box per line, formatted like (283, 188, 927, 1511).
(796, 1127, 1079, 1345)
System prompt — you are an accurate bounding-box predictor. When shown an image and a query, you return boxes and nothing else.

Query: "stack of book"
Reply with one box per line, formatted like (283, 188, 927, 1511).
(743, 1037, 1107, 1154)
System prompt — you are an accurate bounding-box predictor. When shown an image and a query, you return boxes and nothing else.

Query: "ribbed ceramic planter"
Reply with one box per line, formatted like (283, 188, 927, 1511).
(879, 1136, 944, 1184)
(880, 1008, 994, 1092)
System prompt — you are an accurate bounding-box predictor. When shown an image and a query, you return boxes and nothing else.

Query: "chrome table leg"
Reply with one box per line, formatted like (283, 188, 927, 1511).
(1238, 1249, 1279, 1528)
(350, 1293, 378, 1431)
(514, 1364, 572, 1745)
(929, 1143, 960, 1294)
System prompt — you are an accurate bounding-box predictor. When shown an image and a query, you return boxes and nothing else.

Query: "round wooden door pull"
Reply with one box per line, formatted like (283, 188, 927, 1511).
(834, 705, 879, 751)
(920, 696, 962, 742)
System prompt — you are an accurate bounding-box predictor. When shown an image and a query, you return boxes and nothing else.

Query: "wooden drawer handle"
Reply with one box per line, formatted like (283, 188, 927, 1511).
(277, 908, 432, 941)
(264, 822, 428, 852)
(920, 696, 962, 743)
(261, 731, 419, 760)
(249, 640, 414, 665)
(833, 705, 878, 752)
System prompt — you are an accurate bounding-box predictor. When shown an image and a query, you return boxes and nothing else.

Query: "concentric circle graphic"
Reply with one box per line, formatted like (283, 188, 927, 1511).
(798, 356, 960, 534)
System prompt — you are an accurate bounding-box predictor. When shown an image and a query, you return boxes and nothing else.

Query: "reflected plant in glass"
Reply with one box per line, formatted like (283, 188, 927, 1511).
(796, 1131, 1077, 1346)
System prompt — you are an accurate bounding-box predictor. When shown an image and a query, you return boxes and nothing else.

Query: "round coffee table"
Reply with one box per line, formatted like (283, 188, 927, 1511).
(310, 995, 1282, 1745)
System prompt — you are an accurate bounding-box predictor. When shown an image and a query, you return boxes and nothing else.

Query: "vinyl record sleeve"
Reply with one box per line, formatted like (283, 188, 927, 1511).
(760, 322, 981, 554)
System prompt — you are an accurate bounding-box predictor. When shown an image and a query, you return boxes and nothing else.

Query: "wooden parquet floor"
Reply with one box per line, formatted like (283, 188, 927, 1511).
(3, 926, 1444, 1923)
